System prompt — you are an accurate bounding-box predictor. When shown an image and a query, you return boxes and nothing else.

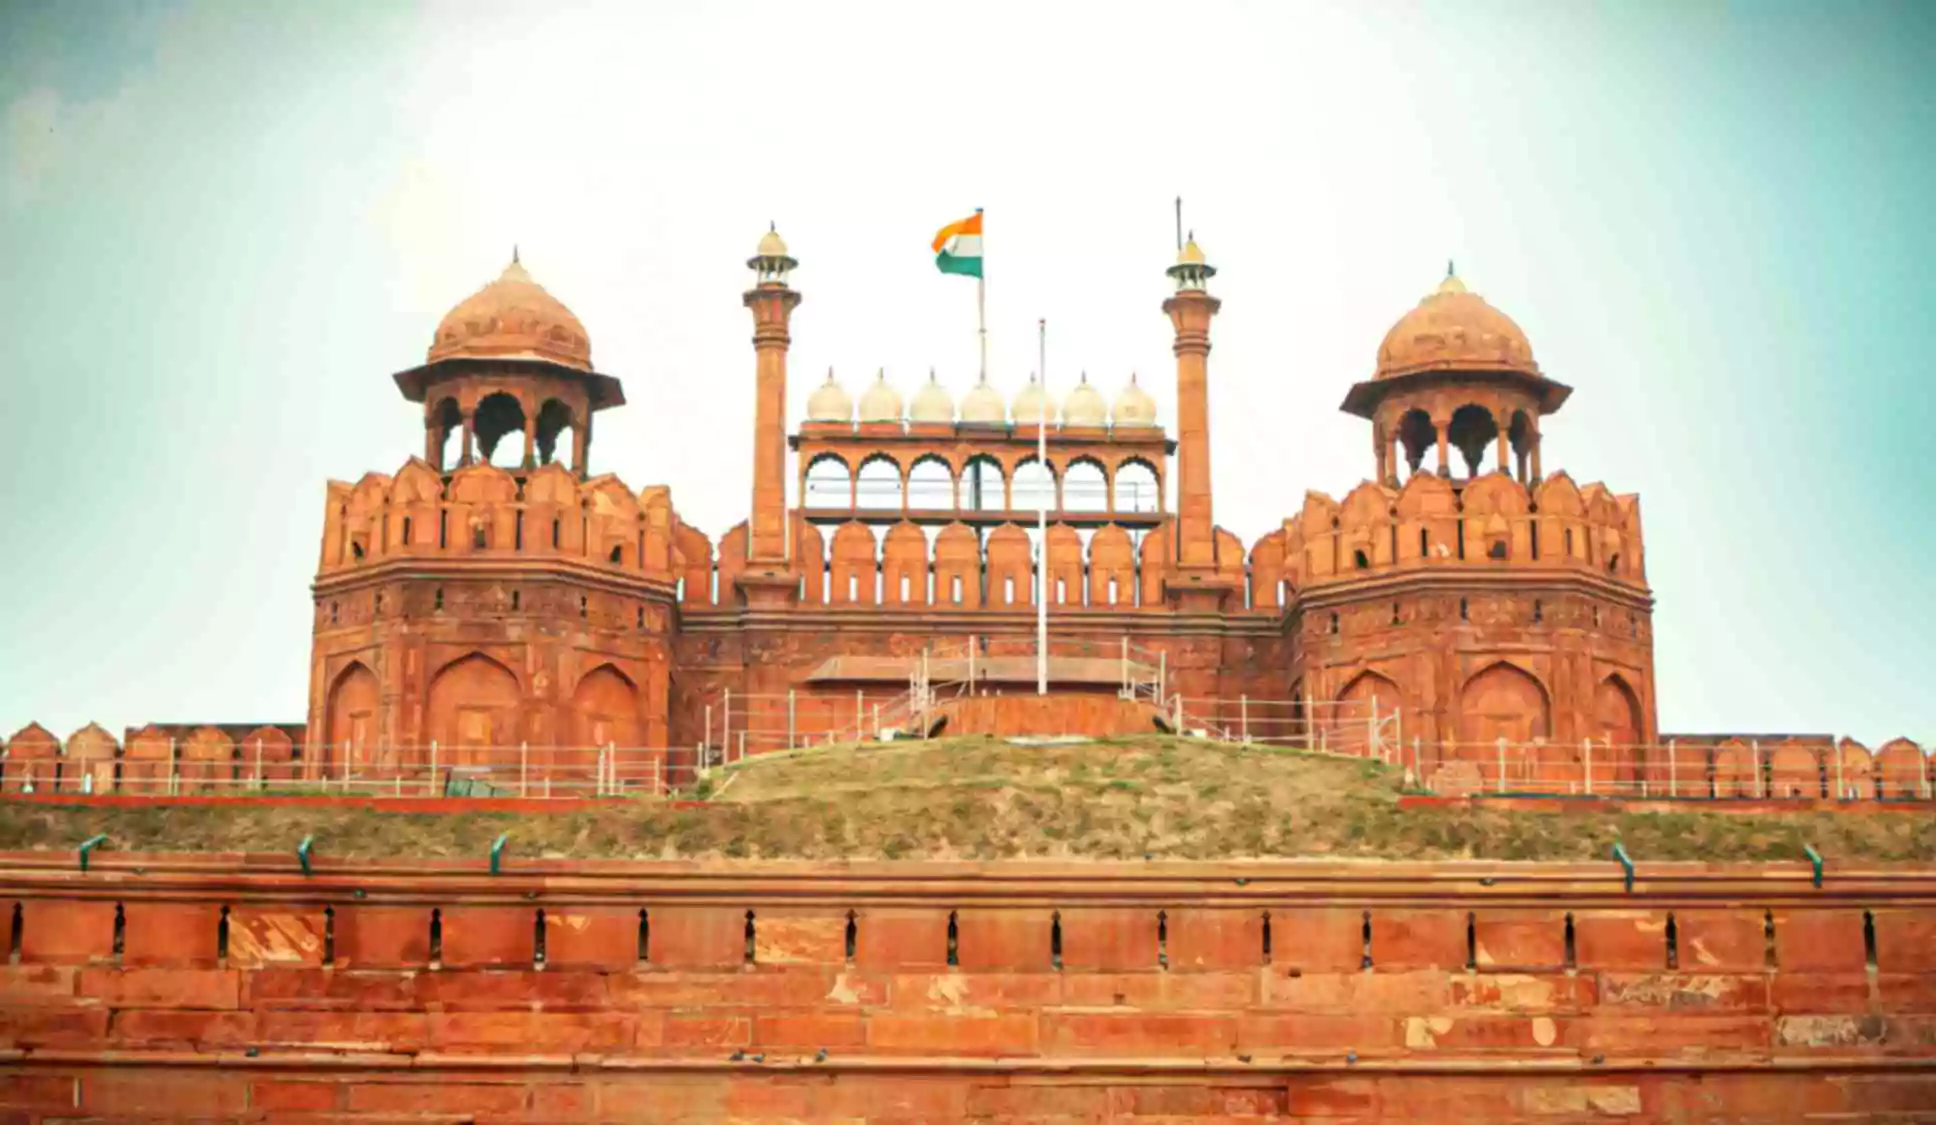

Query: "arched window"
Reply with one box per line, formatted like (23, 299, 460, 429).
(907, 456, 955, 510)
(1115, 459, 1160, 513)
(1397, 409, 1435, 478)
(1447, 405, 1498, 478)
(855, 456, 904, 509)
(961, 455, 1005, 512)
(804, 454, 853, 509)
(535, 399, 576, 470)
(1012, 457, 1056, 511)
(1062, 458, 1109, 513)
(430, 398, 462, 470)
(473, 392, 527, 468)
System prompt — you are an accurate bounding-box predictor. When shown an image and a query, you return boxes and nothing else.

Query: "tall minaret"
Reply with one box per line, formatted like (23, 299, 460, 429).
(742, 224, 801, 566)
(1163, 233, 1221, 573)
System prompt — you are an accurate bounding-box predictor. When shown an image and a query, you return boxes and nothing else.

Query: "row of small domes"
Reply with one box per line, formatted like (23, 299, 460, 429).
(806, 370, 1158, 428)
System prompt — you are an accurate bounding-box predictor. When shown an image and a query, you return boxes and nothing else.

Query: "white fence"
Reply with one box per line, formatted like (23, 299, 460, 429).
(0, 743, 667, 800)
(1409, 736, 1935, 801)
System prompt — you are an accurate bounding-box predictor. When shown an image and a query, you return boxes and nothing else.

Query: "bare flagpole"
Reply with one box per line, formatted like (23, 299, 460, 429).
(1037, 317, 1049, 696)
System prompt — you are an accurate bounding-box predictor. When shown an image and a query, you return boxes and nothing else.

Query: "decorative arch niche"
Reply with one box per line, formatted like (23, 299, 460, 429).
(424, 653, 521, 766)
(573, 664, 643, 751)
(325, 662, 380, 775)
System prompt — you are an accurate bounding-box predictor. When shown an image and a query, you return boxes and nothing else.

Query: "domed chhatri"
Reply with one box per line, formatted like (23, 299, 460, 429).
(959, 373, 1006, 425)
(1112, 373, 1158, 427)
(1061, 373, 1107, 427)
(1375, 263, 1538, 381)
(1011, 374, 1058, 426)
(908, 369, 955, 424)
(857, 368, 904, 423)
(428, 253, 593, 372)
(806, 368, 853, 423)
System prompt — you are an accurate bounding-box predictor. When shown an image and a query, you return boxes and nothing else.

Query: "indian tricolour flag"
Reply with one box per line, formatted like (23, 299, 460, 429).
(931, 210, 984, 278)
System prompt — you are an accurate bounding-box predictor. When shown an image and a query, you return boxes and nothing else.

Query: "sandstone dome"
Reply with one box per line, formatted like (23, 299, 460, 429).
(1375, 269, 1538, 380)
(428, 256, 592, 372)
(806, 369, 853, 423)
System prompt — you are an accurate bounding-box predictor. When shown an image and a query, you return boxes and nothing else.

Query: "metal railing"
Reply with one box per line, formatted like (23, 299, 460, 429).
(0, 743, 667, 800)
(1410, 737, 1935, 801)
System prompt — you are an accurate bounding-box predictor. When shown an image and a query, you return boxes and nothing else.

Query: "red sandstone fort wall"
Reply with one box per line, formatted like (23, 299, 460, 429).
(2, 855, 1933, 1121)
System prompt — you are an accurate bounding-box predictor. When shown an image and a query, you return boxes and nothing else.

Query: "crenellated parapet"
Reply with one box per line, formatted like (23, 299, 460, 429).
(1269, 470, 1646, 594)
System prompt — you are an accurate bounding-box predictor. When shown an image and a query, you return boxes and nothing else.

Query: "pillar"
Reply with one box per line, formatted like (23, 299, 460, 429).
(572, 412, 591, 478)
(1164, 274, 1222, 568)
(1433, 417, 1450, 478)
(1373, 424, 1388, 485)
(1531, 433, 1543, 482)
(743, 264, 802, 563)
(461, 415, 476, 467)
(425, 420, 442, 470)
(522, 417, 537, 469)
(1495, 410, 1511, 474)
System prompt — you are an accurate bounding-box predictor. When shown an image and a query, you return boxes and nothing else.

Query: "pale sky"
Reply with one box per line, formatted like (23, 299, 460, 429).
(1, 0, 1932, 744)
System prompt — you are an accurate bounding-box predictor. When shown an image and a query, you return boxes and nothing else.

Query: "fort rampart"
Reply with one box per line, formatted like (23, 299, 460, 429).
(1, 855, 1933, 1121)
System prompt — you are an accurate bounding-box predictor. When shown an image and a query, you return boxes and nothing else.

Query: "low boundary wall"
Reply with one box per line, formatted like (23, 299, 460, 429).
(1, 855, 1934, 1121)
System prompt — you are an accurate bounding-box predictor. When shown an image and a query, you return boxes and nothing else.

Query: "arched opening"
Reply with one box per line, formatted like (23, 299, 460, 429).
(907, 456, 954, 510)
(1063, 458, 1109, 513)
(961, 455, 1005, 512)
(1115, 459, 1160, 513)
(1447, 405, 1498, 479)
(1397, 409, 1435, 478)
(535, 399, 575, 470)
(1013, 457, 1056, 511)
(804, 454, 853, 510)
(431, 398, 462, 471)
(324, 662, 379, 774)
(856, 455, 904, 509)
(573, 664, 643, 751)
(1508, 410, 1534, 482)
(424, 653, 521, 766)
(473, 392, 528, 468)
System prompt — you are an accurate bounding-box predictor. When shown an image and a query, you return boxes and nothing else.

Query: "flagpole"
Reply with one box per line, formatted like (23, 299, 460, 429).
(1037, 317, 1048, 696)
(976, 208, 987, 386)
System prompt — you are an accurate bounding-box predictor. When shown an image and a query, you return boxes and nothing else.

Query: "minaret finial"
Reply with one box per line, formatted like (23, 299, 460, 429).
(1447, 258, 1455, 279)
(512, 244, 520, 265)
(770, 220, 776, 233)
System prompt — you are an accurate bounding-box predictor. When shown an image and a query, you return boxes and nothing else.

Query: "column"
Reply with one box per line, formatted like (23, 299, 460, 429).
(744, 281, 802, 561)
(572, 412, 591, 478)
(460, 415, 476, 467)
(1531, 433, 1543, 482)
(1495, 411, 1511, 475)
(1163, 289, 1222, 567)
(522, 417, 537, 469)
(1433, 417, 1450, 478)
(1373, 425, 1388, 485)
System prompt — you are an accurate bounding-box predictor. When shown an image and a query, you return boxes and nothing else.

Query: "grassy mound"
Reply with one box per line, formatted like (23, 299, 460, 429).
(1, 736, 1931, 864)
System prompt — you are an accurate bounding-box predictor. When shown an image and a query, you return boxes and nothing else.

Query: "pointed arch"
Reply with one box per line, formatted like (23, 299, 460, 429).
(856, 453, 904, 509)
(1063, 457, 1109, 513)
(325, 661, 380, 776)
(907, 455, 955, 510)
(573, 663, 643, 751)
(1459, 661, 1551, 745)
(804, 453, 854, 509)
(1114, 457, 1160, 514)
(425, 652, 521, 766)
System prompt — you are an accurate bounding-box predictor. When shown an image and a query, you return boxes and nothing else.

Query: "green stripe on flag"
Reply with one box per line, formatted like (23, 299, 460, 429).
(936, 251, 982, 278)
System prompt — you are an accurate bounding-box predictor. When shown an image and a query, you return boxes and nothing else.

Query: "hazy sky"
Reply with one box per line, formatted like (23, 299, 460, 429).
(2, 0, 1931, 744)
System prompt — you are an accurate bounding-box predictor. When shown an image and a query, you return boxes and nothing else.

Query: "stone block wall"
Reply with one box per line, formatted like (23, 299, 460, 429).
(1, 856, 1933, 1120)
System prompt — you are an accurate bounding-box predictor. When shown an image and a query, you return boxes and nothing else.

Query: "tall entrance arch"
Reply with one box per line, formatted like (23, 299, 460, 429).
(1459, 662, 1554, 790)
(324, 662, 379, 774)
(573, 664, 643, 750)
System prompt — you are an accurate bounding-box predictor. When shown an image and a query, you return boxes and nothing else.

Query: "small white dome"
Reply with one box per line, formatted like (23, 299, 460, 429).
(1112, 373, 1158, 427)
(807, 368, 852, 423)
(960, 375, 1005, 424)
(1011, 374, 1058, 426)
(909, 369, 954, 424)
(857, 369, 903, 423)
(1061, 373, 1107, 427)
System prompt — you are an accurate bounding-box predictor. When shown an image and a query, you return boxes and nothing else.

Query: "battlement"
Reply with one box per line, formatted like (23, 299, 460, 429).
(316, 459, 693, 588)
(1251, 470, 1646, 604)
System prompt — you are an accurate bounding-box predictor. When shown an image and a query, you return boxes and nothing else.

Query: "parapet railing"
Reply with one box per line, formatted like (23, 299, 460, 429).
(0, 743, 668, 800)
(1409, 736, 1935, 801)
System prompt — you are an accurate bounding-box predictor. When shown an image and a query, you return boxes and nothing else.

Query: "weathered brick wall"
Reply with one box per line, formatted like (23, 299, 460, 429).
(2, 855, 1933, 1122)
